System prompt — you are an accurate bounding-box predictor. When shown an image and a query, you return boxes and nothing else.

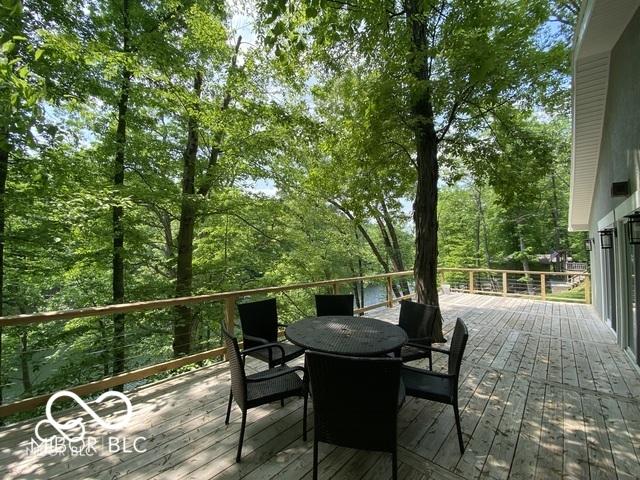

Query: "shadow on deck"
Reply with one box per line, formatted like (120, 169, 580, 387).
(1, 293, 639, 479)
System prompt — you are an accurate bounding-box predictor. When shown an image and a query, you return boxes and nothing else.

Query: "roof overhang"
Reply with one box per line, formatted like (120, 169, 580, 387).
(569, 0, 640, 231)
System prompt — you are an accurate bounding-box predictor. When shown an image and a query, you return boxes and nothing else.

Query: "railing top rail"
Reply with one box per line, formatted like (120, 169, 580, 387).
(439, 267, 590, 277)
(0, 270, 414, 327)
(0, 266, 590, 328)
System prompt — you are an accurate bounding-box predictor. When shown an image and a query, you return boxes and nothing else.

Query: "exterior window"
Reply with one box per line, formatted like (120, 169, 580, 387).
(627, 244, 640, 365)
(601, 241, 617, 332)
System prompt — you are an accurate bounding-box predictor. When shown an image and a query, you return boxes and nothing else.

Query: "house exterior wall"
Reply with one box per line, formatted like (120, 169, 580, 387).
(588, 6, 640, 358)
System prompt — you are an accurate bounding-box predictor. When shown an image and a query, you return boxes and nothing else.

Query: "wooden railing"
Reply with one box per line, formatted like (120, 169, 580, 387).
(0, 271, 415, 418)
(438, 267, 591, 304)
(0, 267, 590, 418)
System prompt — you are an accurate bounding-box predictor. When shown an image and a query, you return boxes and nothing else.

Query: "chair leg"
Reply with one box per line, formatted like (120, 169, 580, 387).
(392, 449, 398, 480)
(225, 389, 233, 425)
(313, 439, 319, 480)
(281, 398, 285, 407)
(428, 353, 432, 371)
(302, 390, 308, 441)
(453, 403, 464, 454)
(236, 410, 247, 463)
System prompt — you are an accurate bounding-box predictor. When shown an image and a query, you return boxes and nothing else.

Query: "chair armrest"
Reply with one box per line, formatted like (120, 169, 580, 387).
(405, 337, 433, 350)
(241, 343, 286, 365)
(243, 334, 269, 345)
(428, 346, 450, 355)
(246, 366, 306, 383)
(410, 344, 450, 355)
(402, 365, 454, 379)
(408, 335, 432, 344)
(423, 371, 455, 379)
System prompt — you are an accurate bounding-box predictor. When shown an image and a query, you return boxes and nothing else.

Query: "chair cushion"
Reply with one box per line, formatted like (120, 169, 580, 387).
(246, 342, 305, 365)
(401, 366, 454, 404)
(246, 366, 305, 405)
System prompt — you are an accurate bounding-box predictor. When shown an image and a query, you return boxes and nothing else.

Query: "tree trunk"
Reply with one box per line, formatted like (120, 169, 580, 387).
(379, 200, 411, 295)
(357, 216, 401, 297)
(474, 190, 481, 267)
(372, 215, 403, 297)
(357, 255, 364, 307)
(351, 283, 361, 308)
(405, 0, 444, 342)
(518, 227, 534, 295)
(475, 186, 497, 290)
(550, 172, 562, 271)
(172, 38, 240, 357)
(354, 229, 365, 308)
(349, 263, 362, 309)
(329, 199, 402, 296)
(112, 0, 131, 380)
(20, 331, 32, 397)
(0, 128, 7, 406)
(329, 199, 392, 274)
(0, 7, 19, 408)
(173, 72, 203, 357)
(479, 197, 492, 268)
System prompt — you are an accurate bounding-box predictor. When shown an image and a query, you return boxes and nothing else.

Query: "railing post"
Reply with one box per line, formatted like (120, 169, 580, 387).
(502, 272, 508, 296)
(224, 296, 236, 332)
(469, 271, 474, 294)
(540, 273, 546, 301)
(584, 276, 591, 304)
(223, 296, 236, 359)
(386, 275, 394, 307)
(440, 270, 445, 286)
(332, 282, 338, 294)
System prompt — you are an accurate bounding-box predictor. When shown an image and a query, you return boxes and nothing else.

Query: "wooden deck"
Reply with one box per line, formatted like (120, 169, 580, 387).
(1, 293, 640, 479)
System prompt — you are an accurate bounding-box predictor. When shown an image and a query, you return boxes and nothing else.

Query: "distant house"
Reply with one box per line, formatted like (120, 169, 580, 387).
(569, 1, 640, 368)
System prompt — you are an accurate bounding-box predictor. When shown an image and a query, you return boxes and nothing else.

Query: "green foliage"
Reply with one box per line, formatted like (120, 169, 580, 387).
(0, 0, 581, 423)
(438, 115, 588, 271)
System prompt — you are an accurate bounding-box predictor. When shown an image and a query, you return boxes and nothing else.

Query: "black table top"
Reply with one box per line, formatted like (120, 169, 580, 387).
(285, 315, 408, 356)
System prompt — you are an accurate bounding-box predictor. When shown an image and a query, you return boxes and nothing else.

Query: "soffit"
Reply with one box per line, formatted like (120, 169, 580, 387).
(569, 0, 640, 231)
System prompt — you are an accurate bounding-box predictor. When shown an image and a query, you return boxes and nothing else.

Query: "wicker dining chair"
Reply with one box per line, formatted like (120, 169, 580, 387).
(237, 298, 305, 369)
(401, 318, 469, 454)
(222, 327, 308, 462)
(314, 294, 354, 317)
(398, 300, 438, 369)
(305, 351, 403, 480)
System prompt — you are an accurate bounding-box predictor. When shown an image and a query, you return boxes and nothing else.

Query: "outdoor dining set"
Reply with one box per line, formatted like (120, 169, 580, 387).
(222, 294, 469, 480)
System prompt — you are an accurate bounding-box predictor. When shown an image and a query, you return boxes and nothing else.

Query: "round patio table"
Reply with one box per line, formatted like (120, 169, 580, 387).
(285, 315, 408, 356)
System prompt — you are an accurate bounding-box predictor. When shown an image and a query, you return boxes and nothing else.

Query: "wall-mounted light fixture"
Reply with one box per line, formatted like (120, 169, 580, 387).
(599, 229, 615, 249)
(584, 238, 593, 252)
(625, 212, 640, 245)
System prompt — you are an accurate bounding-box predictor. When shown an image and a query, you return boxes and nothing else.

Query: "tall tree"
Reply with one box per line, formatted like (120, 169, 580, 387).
(173, 72, 203, 356)
(0, 0, 43, 406)
(259, 0, 567, 340)
(111, 0, 132, 377)
(172, 23, 241, 356)
(404, 0, 439, 310)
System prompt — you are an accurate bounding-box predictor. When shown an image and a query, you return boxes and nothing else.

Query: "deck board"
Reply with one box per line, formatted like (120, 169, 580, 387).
(1, 292, 639, 479)
(562, 388, 590, 479)
(509, 380, 546, 479)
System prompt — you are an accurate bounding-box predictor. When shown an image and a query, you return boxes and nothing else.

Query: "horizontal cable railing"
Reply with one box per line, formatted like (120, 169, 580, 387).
(0, 267, 590, 419)
(0, 271, 415, 419)
(439, 267, 591, 304)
